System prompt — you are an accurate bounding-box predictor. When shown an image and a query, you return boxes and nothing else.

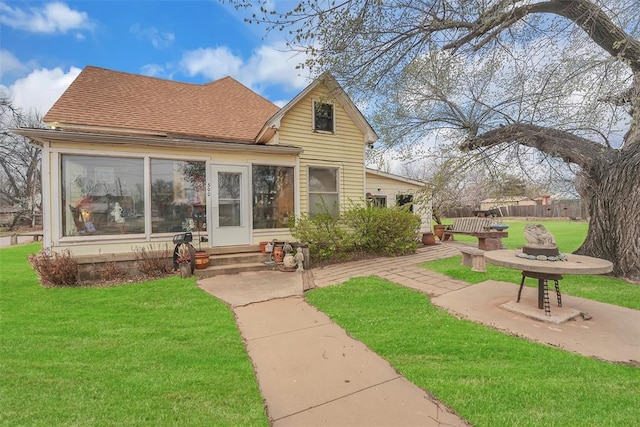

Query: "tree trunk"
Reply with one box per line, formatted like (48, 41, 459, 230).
(575, 143, 640, 282)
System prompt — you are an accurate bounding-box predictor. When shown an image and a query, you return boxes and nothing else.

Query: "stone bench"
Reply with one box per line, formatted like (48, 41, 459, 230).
(460, 247, 486, 272)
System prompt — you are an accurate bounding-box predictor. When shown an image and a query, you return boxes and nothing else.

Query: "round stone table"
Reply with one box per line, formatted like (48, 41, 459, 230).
(484, 250, 613, 314)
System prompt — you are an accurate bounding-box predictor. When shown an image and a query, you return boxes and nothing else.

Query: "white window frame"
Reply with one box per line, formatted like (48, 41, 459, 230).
(312, 99, 335, 133)
(308, 166, 340, 216)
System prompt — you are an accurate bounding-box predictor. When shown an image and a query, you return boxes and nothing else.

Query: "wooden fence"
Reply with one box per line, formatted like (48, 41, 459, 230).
(445, 199, 587, 219)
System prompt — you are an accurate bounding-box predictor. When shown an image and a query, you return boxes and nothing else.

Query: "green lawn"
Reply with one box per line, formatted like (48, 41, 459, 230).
(439, 219, 589, 252)
(427, 219, 640, 310)
(306, 277, 640, 426)
(0, 244, 268, 426)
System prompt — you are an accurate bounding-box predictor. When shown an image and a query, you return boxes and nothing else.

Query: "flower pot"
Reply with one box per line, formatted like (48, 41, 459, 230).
(273, 245, 284, 263)
(422, 232, 436, 245)
(283, 253, 296, 268)
(434, 224, 446, 241)
(194, 251, 209, 270)
(259, 241, 268, 253)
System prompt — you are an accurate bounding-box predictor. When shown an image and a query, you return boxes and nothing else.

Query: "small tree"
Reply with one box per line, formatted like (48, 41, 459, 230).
(0, 96, 43, 229)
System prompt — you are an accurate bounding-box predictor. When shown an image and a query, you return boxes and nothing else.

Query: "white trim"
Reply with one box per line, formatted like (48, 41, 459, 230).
(51, 150, 62, 246)
(307, 164, 341, 215)
(256, 72, 377, 145)
(295, 156, 301, 220)
(312, 98, 336, 134)
(40, 141, 51, 249)
(144, 156, 151, 240)
(365, 168, 426, 187)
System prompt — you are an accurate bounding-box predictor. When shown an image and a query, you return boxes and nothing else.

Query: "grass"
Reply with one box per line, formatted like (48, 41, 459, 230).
(306, 277, 640, 426)
(440, 219, 589, 252)
(426, 219, 640, 310)
(0, 244, 268, 426)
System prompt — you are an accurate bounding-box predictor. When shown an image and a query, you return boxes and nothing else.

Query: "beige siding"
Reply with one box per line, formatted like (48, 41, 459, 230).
(365, 172, 432, 233)
(278, 85, 366, 213)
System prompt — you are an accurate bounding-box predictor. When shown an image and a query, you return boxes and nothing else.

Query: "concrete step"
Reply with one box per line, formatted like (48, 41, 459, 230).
(195, 261, 277, 279)
(210, 252, 269, 266)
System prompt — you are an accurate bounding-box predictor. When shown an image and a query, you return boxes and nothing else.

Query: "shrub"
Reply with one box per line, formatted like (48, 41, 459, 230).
(289, 211, 356, 263)
(290, 202, 421, 262)
(28, 249, 79, 287)
(133, 244, 173, 277)
(100, 258, 129, 282)
(343, 204, 421, 256)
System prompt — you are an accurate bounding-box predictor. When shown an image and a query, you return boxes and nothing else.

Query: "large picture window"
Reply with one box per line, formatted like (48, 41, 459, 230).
(252, 165, 294, 229)
(151, 160, 206, 233)
(308, 166, 339, 216)
(62, 155, 145, 236)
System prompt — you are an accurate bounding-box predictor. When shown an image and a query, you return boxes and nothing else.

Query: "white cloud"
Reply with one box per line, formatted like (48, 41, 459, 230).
(140, 63, 168, 78)
(5, 67, 81, 115)
(0, 50, 28, 77)
(130, 24, 175, 49)
(180, 43, 310, 92)
(181, 47, 243, 81)
(0, 1, 92, 34)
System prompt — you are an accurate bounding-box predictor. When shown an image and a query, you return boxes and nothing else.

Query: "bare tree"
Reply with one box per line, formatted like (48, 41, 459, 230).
(234, 0, 640, 282)
(0, 96, 43, 229)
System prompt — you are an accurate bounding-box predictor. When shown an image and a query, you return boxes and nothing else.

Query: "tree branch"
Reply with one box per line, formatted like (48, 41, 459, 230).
(462, 123, 616, 168)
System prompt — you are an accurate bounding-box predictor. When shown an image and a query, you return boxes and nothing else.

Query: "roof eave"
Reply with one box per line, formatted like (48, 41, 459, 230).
(14, 128, 304, 155)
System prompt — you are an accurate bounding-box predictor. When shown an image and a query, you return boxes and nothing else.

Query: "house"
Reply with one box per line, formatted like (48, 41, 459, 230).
(479, 197, 537, 211)
(16, 66, 431, 260)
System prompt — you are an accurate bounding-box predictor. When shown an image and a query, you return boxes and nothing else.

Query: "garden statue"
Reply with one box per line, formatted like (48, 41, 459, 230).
(111, 202, 125, 223)
(522, 224, 559, 257)
(294, 247, 305, 272)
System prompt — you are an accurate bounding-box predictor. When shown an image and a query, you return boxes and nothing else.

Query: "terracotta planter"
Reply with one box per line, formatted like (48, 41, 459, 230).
(259, 241, 268, 253)
(273, 245, 284, 263)
(434, 224, 446, 241)
(194, 251, 209, 270)
(422, 232, 436, 245)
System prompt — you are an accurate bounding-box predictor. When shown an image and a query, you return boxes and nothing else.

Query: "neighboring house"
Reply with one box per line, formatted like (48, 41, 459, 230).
(17, 66, 431, 257)
(480, 197, 536, 211)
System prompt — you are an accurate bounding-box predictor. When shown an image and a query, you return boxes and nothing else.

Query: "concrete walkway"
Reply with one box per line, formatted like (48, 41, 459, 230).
(198, 242, 640, 426)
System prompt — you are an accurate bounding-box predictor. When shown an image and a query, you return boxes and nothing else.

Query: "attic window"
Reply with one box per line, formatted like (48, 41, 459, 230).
(313, 100, 334, 133)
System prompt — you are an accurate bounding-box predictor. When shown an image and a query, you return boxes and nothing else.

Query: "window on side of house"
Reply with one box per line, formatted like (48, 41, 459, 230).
(252, 165, 295, 229)
(396, 194, 414, 212)
(150, 159, 206, 234)
(308, 166, 339, 216)
(61, 155, 145, 236)
(370, 196, 387, 207)
(313, 100, 334, 133)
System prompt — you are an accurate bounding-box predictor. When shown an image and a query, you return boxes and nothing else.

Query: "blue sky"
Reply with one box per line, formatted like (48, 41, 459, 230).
(0, 0, 313, 116)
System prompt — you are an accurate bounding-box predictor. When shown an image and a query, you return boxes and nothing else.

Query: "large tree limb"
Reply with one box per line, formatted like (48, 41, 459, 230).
(462, 123, 616, 169)
(444, 0, 640, 72)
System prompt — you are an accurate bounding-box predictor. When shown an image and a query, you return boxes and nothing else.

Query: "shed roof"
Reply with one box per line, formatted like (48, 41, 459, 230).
(44, 66, 280, 143)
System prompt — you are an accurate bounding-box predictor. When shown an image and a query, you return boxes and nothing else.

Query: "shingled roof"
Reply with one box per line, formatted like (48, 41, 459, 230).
(44, 66, 280, 143)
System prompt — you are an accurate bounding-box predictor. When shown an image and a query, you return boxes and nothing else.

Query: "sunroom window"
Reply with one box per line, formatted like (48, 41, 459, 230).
(62, 155, 145, 236)
(151, 160, 206, 233)
(308, 166, 339, 216)
(252, 165, 295, 229)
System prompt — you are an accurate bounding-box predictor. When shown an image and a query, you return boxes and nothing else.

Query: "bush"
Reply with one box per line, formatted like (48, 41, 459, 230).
(100, 258, 129, 282)
(290, 202, 421, 262)
(133, 244, 173, 277)
(28, 249, 79, 287)
(343, 204, 421, 256)
(289, 211, 356, 262)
